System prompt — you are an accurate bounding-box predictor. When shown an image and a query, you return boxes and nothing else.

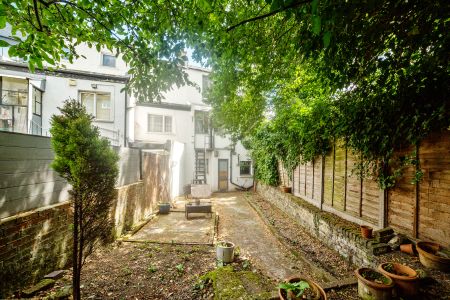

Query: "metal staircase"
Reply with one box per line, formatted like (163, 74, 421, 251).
(193, 150, 207, 184)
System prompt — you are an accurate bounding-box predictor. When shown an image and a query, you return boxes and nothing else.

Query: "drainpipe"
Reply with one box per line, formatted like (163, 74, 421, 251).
(124, 91, 128, 147)
(229, 145, 254, 190)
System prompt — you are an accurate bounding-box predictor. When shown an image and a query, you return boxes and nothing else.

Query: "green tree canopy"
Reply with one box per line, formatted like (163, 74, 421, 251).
(3, 0, 449, 185)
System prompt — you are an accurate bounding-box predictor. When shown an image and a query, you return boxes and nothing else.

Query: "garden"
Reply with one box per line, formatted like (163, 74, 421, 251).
(1, 0, 449, 299)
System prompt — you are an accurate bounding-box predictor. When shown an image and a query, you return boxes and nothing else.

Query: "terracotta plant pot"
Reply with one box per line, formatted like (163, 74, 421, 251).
(278, 276, 327, 300)
(400, 243, 416, 256)
(360, 225, 373, 239)
(280, 186, 292, 193)
(355, 267, 394, 300)
(378, 262, 419, 298)
(416, 241, 450, 271)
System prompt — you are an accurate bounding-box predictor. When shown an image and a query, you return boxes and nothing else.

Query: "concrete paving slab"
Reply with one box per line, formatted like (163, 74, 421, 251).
(128, 211, 216, 244)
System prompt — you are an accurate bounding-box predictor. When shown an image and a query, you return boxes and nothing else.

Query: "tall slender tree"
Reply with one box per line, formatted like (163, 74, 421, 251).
(50, 99, 118, 300)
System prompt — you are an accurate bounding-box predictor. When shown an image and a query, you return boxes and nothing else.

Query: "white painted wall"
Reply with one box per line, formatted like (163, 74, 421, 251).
(130, 68, 253, 195)
(62, 44, 129, 76)
(41, 75, 126, 145)
(159, 67, 210, 105)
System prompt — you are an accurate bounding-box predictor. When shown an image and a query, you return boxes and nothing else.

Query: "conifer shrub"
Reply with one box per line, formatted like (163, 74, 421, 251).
(50, 99, 118, 300)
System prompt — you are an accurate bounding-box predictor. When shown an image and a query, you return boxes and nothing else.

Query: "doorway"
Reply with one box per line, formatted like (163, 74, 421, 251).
(218, 159, 228, 192)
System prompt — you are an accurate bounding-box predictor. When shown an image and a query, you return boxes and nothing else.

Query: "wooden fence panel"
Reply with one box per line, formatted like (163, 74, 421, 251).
(333, 143, 346, 210)
(298, 164, 306, 196)
(305, 161, 314, 199)
(293, 165, 300, 196)
(323, 149, 334, 206)
(313, 159, 322, 202)
(346, 151, 361, 217)
(361, 178, 380, 224)
(114, 147, 141, 187)
(417, 132, 450, 246)
(279, 131, 449, 243)
(388, 146, 416, 236)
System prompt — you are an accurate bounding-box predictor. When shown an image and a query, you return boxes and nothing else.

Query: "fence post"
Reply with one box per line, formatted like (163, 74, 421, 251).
(320, 155, 325, 210)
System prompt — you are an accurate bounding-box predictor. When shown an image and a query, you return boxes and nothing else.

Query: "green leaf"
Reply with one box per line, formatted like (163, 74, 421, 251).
(0, 16, 6, 29)
(0, 39, 9, 47)
(312, 15, 321, 35)
(311, 0, 319, 15)
(323, 31, 331, 47)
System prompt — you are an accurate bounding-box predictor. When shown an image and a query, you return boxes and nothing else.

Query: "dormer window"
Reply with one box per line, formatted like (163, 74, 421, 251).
(102, 53, 116, 67)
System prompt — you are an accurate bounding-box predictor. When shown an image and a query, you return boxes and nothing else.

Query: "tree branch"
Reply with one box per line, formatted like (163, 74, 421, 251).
(33, 0, 43, 31)
(226, 0, 310, 32)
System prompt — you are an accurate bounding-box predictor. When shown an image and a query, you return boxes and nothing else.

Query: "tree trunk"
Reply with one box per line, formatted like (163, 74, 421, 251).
(72, 196, 81, 300)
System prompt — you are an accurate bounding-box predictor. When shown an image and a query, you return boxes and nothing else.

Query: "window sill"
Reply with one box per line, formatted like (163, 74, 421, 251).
(147, 131, 175, 135)
(239, 175, 253, 178)
(93, 120, 114, 123)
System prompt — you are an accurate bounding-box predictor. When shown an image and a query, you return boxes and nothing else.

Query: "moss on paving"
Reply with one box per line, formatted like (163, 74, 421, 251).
(201, 266, 275, 300)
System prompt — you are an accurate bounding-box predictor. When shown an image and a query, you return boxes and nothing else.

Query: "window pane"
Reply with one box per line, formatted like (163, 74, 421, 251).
(0, 105, 13, 131)
(81, 93, 95, 116)
(96, 93, 111, 120)
(240, 161, 251, 176)
(33, 88, 42, 115)
(202, 75, 210, 98)
(13, 106, 27, 133)
(102, 54, 116, 67)
(195, 111, 209, 134)
(164, 116, 172, 133)
(148, 114, 163, 132)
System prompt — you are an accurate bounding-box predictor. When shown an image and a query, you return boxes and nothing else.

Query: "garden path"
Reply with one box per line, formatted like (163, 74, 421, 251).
(212, 192, 310, 280)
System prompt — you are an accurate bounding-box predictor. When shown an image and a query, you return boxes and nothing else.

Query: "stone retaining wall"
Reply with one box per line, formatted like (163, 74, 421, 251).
(257, 183, 389, 269)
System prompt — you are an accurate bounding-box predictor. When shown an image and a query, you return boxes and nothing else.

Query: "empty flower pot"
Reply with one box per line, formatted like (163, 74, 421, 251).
(361, 225, 373, 239)
(280, 186, 292, 193)
(216, 241, 235, 263)
(416, 241, 450, 272)
(400, 243, 416, 256)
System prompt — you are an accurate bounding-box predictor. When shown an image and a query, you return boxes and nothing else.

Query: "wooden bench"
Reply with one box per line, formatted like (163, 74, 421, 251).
(185, 202, 212, 219)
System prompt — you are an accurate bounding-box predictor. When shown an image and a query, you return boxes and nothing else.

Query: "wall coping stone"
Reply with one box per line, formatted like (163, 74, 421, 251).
(0, 202, 71, 226)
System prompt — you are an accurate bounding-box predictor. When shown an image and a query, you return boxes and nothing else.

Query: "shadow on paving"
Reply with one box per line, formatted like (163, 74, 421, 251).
(127, 211, 216, 244)
(213, 192, 308, 281)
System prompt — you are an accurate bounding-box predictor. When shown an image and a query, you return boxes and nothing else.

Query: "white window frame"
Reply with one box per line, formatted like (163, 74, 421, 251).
(147, 114, 173, 133)
(239, 160, 252, 176)
(101, 53, 116, 68)
(79, 91, 113, 121)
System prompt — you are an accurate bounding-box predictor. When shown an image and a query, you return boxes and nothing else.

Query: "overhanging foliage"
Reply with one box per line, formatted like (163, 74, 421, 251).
(3, 0, 449, 186)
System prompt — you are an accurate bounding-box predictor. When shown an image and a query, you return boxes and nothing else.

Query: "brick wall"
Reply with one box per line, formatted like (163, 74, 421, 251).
(0, 180, 156, 297)
(112, 181, 155, 237)
(0, 202, 72, 297)
(257, 184, 390, 269)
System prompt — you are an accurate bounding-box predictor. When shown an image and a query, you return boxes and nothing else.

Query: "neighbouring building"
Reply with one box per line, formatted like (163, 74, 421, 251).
(0, 25, 254, 198)
(0, 24, 128, 146)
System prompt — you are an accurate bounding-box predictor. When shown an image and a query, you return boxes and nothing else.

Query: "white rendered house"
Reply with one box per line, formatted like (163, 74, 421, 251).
(0, 25, 128, 146)
(1, 25, 253, 196)
(127, 66, 254, 198)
